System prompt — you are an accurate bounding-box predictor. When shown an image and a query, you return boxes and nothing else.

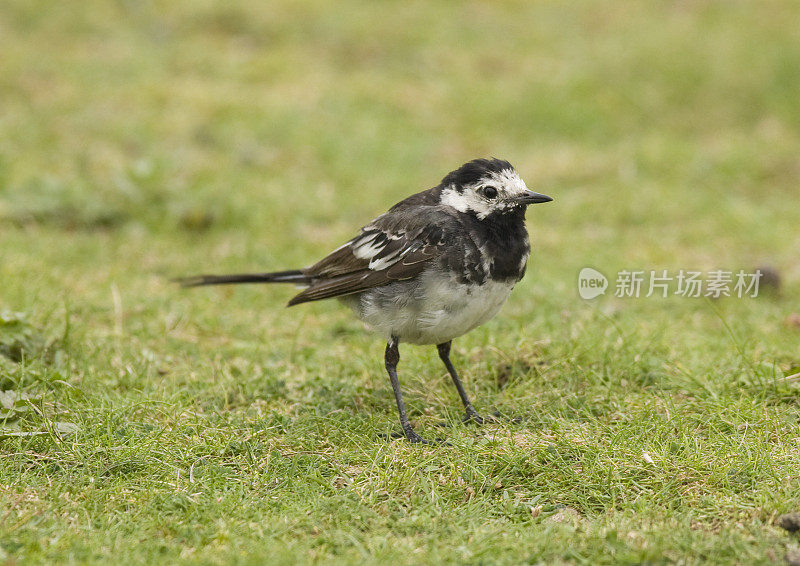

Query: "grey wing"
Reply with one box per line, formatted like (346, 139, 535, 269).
(287, 210, 449, 306)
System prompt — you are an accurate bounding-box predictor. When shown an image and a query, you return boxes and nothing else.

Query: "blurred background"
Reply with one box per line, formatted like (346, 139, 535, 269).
(3, 1, 799, 280)
(3, 2, 798, 259)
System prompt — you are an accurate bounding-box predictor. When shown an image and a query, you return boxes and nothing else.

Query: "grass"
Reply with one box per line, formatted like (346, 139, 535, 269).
(2, 1, 800, 563)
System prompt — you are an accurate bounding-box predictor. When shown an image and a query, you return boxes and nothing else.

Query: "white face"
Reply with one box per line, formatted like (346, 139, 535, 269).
(439, 168, 531, 219)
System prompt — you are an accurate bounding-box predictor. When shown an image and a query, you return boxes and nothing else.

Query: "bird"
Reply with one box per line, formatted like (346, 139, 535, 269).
(177, 158, 552, 443)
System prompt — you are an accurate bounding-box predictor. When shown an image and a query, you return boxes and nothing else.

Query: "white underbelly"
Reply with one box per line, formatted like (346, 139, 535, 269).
(346, 271, 516, 345)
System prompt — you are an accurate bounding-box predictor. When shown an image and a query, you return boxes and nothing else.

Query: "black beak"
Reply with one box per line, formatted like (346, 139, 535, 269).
(515, 190, 553, 205)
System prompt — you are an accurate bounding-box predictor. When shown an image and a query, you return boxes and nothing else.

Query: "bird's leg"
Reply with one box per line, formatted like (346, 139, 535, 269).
(384, 338, 430, 443)
(437, 341, 486, 424)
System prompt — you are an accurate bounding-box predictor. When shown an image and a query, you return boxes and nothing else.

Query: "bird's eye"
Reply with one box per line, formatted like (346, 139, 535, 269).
(482, 187, 498, 199)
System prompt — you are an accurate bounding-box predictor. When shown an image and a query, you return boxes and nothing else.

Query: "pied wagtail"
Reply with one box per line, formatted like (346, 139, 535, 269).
(179, 158, 553, 443)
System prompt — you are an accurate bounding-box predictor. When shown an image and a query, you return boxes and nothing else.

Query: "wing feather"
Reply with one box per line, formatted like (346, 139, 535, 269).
(287, 208, 451, 306)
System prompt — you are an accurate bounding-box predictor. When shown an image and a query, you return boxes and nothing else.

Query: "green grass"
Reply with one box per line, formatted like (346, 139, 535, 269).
(2, 1, 800, 563)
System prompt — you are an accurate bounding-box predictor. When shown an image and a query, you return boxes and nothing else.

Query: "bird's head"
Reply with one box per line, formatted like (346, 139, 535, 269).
(439, 158, 552, 219)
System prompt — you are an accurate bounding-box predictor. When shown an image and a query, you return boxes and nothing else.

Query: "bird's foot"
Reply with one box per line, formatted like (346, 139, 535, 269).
(380, 428, 448, 445)
(462, 409, 491, 425)
(463, 409, 523, 425)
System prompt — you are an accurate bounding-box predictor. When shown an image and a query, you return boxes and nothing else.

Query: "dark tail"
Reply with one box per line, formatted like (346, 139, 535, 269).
(174, 270, 309, 287)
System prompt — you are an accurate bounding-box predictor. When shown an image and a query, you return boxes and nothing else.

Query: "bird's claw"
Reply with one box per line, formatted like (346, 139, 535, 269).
(463, 412, 493, 425)
(379, 429, 449, 445)
(463, 410, 523, 425)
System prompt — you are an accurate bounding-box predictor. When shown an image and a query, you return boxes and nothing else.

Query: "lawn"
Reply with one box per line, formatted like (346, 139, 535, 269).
(2, 1, 800, 564)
